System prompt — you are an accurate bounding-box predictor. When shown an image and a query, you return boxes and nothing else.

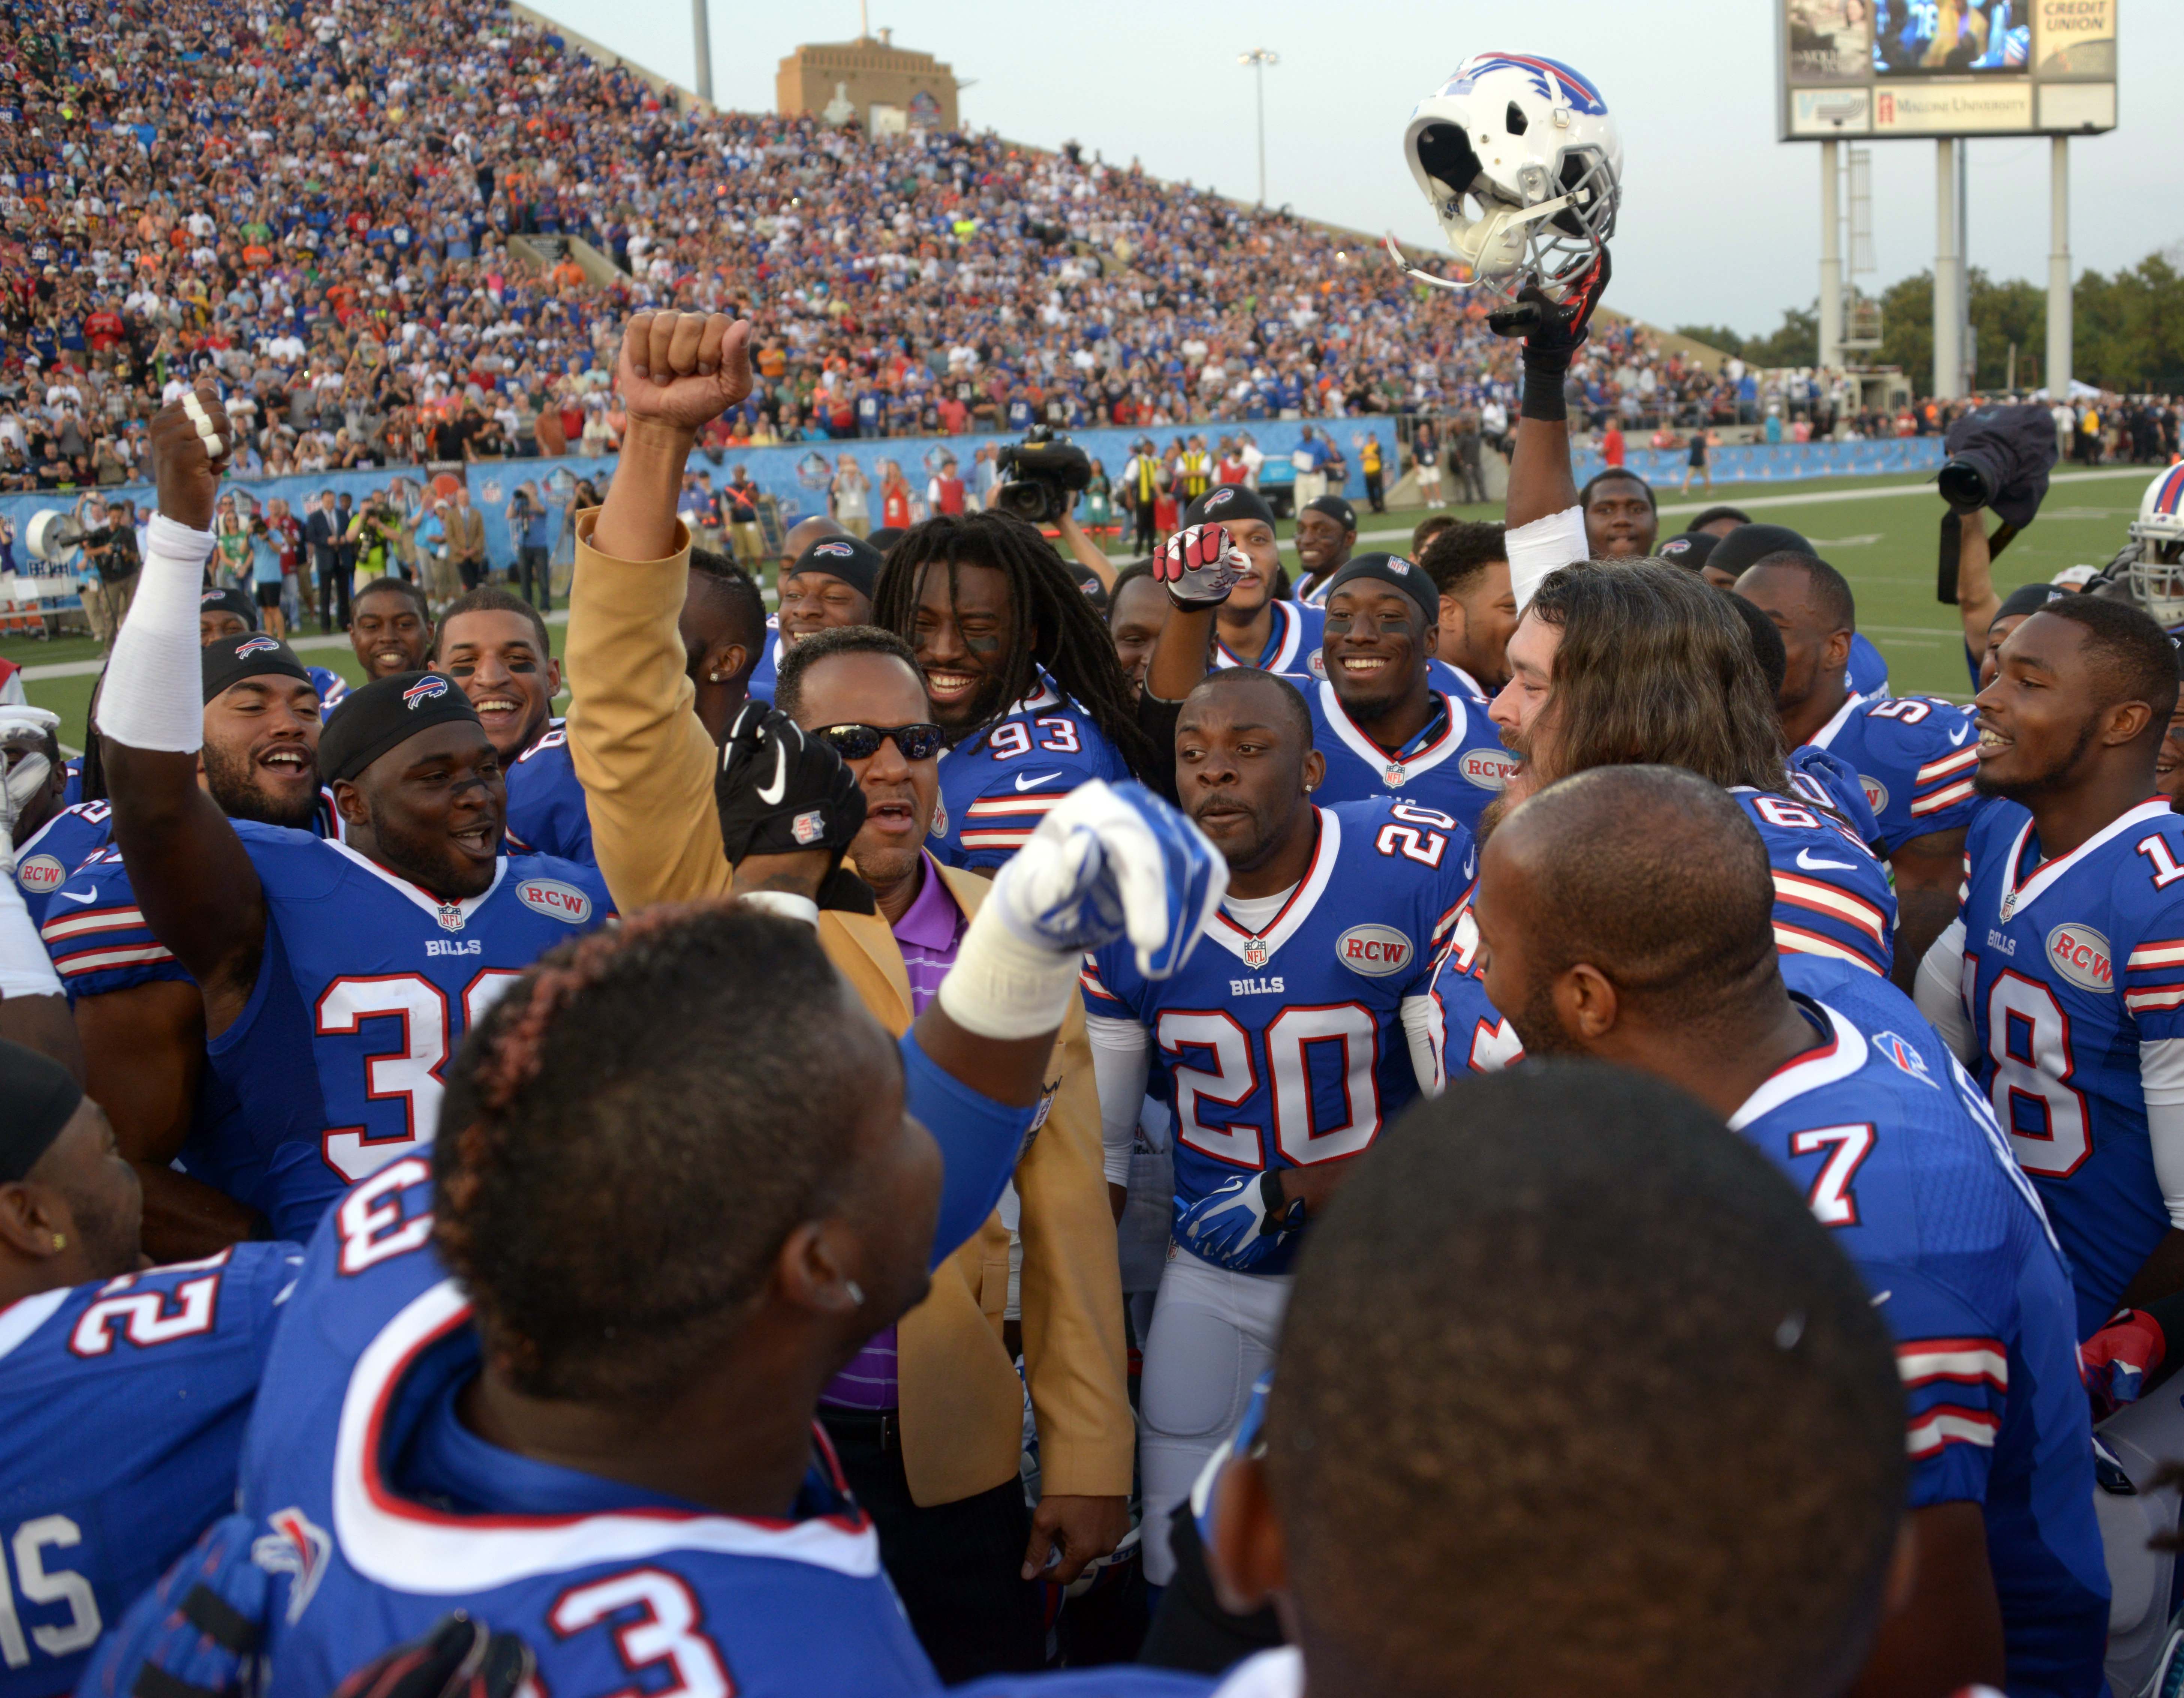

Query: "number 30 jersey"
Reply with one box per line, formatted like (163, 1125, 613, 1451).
(1081, 800, 1471, 1275)
(207, 824, 615, 1242)
(931, 681, 1133, 872)
(0, 1244, 301, 1698)
(1955, 796, 2184, 1337)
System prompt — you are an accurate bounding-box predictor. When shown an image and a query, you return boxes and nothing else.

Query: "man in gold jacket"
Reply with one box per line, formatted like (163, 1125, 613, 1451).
(562, 310, 1132, 1681)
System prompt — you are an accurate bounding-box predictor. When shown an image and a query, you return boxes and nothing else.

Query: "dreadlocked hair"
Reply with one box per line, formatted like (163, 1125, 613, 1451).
(433, 901, 874, 1402)
(873, 511, 1159, 778)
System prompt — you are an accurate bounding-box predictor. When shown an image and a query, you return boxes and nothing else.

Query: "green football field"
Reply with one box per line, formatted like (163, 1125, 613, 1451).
(1, 463, 2162, 753)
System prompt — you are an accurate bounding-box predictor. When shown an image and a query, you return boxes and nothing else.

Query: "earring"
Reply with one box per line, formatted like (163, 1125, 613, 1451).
(50, 1233, 64, 1251)
(708, 671, 722, 682)
(844, 1280, 865, 1307)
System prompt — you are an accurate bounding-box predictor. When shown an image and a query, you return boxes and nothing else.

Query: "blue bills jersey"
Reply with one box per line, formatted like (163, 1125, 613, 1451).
(1734, 786, 1900, 980)
(501, 725, 593, 868)
(1439, 908, 1521, 1076)
(307, 667, 348, 711)
(1081, 800, 1470, 1275)
(235, 1158, 1002, 1698)
(201, 826, 614, 1242)
(0, 1243, 300, 1698)
(931, 681, 1133, 871)
(12, 802, 112, 929)
(1849, 631, 1889, 698)
(1805, 692, 1983, 856)
(1789, 744, 1886, 849)
(1212, 599, 1323, 674)
(1298, 680, 1514, 840)
(1956, 796, 2184, 1337)
(747, 614, 781, 703)
(1760, 963, 2109, 1695)
(58, 760, 80, 808)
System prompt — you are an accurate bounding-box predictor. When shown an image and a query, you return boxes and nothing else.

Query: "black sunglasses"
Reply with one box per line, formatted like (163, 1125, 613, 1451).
(812, 722, 947, 762)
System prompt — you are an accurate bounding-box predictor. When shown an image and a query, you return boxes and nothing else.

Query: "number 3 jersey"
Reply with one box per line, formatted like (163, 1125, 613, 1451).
(206, 823, 615, 1242)
(1952, 796, 2184, 1338)
(1081, 799, 1470, 1275)
(931, 681, 1133, 872)
(0, 1243, 300, 1698)
(1760, 961, 2109, 1695)
(236, 1163, 944, 1698)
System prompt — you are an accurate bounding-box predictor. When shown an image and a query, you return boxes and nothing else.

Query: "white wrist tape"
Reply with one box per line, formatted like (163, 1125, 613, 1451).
(938, 903, 1081, 1040)
(1506, 503, 1590, 613)
(94, 513, 215, 754)
(737, 891, 819, 930)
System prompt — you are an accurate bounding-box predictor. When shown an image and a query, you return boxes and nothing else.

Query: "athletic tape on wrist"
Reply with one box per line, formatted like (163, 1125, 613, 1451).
(737, 891, 820, 930)
(94, 513, 217, 754)
(938, 905, 1081, 1040)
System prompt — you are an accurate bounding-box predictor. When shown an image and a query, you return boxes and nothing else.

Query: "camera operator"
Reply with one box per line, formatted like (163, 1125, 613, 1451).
(73, 493, 140, 650)
(997, 427, 1114, 593)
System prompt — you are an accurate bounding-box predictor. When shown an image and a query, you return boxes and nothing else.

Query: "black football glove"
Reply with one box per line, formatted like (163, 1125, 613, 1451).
(715, 701, 868, 871)
(331, 1615, 535, 1698)
(1488, 245, 1612, 375)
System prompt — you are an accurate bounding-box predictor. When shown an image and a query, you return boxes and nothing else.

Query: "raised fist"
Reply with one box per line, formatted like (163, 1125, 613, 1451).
(1154, 523, 1247, 609)
(147, 381, 234, 532)
(616, 310, 754, 436)
(1488, 246, 1612, 373)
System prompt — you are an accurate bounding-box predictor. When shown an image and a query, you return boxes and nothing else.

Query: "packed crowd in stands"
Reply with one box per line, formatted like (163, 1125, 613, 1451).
(0, 0, 1867, 495)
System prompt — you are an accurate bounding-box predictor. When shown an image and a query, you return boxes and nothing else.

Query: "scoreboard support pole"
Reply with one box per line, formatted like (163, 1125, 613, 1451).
(1818, 140, 1843, 372)
(2047, 136, 2072, 397)
(1933, 138, 1964, 400)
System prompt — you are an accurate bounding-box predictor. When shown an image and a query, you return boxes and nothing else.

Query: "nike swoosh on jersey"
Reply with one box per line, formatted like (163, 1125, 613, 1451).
(54, 887, 98, 905)
(1015, 770, 1063, 791)
(1948, 724, 1972, 746)
(1796, 849, 1859, 873)
(756, 741, 789, 805)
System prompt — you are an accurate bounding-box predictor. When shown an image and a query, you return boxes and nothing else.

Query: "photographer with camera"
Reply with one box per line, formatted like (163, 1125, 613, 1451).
(995, 425, 1116, 594)
(73, 492, 141, 650)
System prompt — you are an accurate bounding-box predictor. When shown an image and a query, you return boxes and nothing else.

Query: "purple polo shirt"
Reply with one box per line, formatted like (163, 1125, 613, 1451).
(820, 853, 967, 1412)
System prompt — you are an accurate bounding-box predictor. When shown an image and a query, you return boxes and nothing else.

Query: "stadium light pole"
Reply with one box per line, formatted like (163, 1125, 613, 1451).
(2047, 136, 2072, 397)
(690, 0, 712, 106)
(1238, 49, 1279, 207)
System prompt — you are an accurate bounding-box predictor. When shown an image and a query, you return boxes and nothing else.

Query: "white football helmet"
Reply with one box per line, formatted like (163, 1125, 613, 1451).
(1392, 53, 1621, 299)
(2126, 463, 2184, 630)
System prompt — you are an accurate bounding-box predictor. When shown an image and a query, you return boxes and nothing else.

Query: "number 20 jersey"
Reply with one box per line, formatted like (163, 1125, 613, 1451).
(1957, 797, 2184, 1337)
(237, 1163, 943, 1698)
(208, 824, 614, 1241)
(1080, 799, 1470, 1275)
(0, 1244, 300, 1698)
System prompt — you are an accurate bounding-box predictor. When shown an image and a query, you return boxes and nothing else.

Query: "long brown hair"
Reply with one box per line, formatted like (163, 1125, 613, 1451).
(1525, 561, 1790, 794)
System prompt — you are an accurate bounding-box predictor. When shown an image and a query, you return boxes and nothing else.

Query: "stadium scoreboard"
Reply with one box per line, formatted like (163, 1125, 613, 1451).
(1777, 0, 2117, 140)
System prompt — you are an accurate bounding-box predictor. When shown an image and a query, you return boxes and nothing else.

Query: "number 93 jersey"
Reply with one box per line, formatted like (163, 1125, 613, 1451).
(931, 681, 1133, 871)
(0, 1242, 301, 1698)
(1081, 800, 1472, 1275)
(1956, 796, 2184, 1338)
(208, 824, 615, 1243)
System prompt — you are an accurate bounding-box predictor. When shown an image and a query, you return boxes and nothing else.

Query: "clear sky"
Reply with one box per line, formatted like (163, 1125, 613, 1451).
(531, 0, 2180, 339)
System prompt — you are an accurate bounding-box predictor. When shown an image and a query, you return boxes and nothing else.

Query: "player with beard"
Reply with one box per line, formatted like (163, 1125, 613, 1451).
(91, 388, 615, 1242)
(1181, 487, 1323, 674)
(1417, 521, 1518, 699)
(1916, 596, 2184, 1340)
(0, 1040, 303, 1698)
(873, 512, 1151, 871)
(748, 534, 880, 702)
(1735, 552, 1982, 993)
(200, 586, 349, 708)
(1288, 495, 1356, 607)
(1081, 665, 1469, 1595)
(1479, 765, 2107, 1698)
(39, 633, 340, 1257)
(1487, 561, 1898, 981)
(1148, 535, 1519, 838)
(433, 587, 594, 868)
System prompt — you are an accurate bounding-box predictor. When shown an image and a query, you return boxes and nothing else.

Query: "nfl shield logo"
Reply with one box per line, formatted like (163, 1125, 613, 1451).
(792, 808, 825, 846)
(1383, 763, 1407, 788)
(1242, 937, 1270, 968)
(436, 902, 466, 933)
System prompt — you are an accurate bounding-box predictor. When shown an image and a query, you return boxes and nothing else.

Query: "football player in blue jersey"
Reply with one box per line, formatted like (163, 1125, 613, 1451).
(1737, 551, 1981, 991)
(195, 584, 349, 709)
(1481, 764, 2107, 1698)
(91, 387, 617, 1241)
(341, 577, 434, 699)
(873, 510, 1151, 870)
(1147, 530, 1513, 836)
(1492, 560, 1900, 979)
(44, 632, 336, 1259)
(1180, 486, 1325, 674)
(1286, 495, 1355, 608)
(1081, 666, 1468, 1592)
(0, 737, 73, 1072)
(0, 1038, 301, 1698)
(1, 708, 79, 929)
(1416, 520, 1518, 699)
(1918, 594, 2184, 1341)
(748, 532, 880, 703)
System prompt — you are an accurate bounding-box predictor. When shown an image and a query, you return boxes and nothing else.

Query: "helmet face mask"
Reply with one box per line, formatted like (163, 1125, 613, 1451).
(1400, 54, 1622, 300)
(2129, 465, 2184, 629)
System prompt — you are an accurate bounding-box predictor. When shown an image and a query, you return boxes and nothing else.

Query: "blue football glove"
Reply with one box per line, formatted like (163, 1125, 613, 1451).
(990, 778, 1227, 979)
(78, 1514, 271, 1698)
(331, 1613, 536, 1698)
(1177, 1172, 1305, 1272)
